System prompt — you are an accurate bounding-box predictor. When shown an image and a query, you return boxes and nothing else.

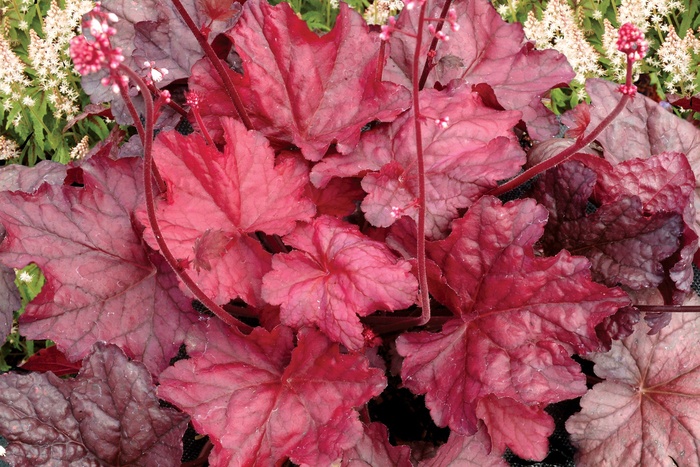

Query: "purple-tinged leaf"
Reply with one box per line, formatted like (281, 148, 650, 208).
(0, 343, 188, 466)
(532, 160, 684, 290)
(566, 311, 700, 466)
(0, 154, 196, 375)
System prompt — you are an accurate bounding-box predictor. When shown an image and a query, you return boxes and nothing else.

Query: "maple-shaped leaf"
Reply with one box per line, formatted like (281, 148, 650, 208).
(397, 196, 629, 458)
(0, 154, 196, 375)
(419, 422, 508, 466)
(531, 160, 684, 290)
(261, 215, 417, 350)
(340, 422, 412, 466)
(312, 84, 524, 239)
(138, 118, 315, 306)
(566, 311, 700, 466)
(0, 343, 188, 466)
(190, 0, 410, 159)
(384, 0, 573, 140)
(158, 320, 386, 466)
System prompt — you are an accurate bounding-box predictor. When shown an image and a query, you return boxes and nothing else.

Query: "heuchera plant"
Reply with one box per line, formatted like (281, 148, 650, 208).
(0, 0, 699, 465)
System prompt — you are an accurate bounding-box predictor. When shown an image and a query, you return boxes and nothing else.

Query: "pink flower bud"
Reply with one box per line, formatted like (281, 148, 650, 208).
(617, 23, 648, 62)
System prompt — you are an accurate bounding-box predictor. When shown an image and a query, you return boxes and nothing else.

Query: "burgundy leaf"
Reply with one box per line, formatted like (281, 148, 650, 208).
(305, 176, 365, 217)
(341, 422, 412, 467)
(566, 311, 700, 466)
(0, 266, 19, 343)
(532, 160, 684, 290)
(0, 154, 196, 375)
(312, 83, 524, 239)
(193, 0, 410, 159)
(0, 343, 188, 466)
(138, 118, 315, 306)
(419, 422, 508, 466)
(158, 321, 386, 466)
(397, 196, 628, 455)
(261, 215, 417, 350)
(384, 0, 574, 140)
(20, 346, 83, 377)
(584, 79, 700, 251)
(595, 306, 640, 350)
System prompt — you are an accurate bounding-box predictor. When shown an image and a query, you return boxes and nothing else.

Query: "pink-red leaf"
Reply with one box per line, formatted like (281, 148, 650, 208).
(397, 196, 628, 455)
(419, 422, 508, 466)
(20, 346, 82, 377)
(261, 215, 417, 350)
(0, 155, 196, 375)
(191, 0, 410, 159)
(475, 395, 554, 461)
(312, 84, 524, 239)
(138, 118, 315, 306)
(566, 311, 700, 466)
(0, 343, 188, 466)
(158, 321, 386, 466)
(385, 0, 574, 140)
(341, 422, 412, 467)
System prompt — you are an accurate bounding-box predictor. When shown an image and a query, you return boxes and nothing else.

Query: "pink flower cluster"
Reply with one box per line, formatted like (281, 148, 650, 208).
(616, 22, 649, 62)
(69, 2, 126, 92)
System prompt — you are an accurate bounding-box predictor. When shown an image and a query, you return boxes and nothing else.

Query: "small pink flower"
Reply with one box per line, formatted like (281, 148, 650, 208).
(69, 3, 124, 85)
(379, 17, 397, 42)
(617, 23, 648, 62)
(618, 83, 638, 96)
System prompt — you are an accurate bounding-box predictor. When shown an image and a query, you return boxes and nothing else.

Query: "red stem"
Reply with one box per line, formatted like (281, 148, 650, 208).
(417, 0, 453, 90)
(489, 93, 630, 197)
(636, 306, 700, 313)
(413, 2, 431, 326)
(118, 65, 253, 334)
(170, 0, 254, 131)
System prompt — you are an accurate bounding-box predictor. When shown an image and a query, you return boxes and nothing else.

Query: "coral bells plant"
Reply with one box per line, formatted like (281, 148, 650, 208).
(1, 0, 700, 465)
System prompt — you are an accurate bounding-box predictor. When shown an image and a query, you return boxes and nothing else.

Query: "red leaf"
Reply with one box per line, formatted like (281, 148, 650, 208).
(20, 346, 82, 377)
(419, 422, 508, 466)
(158, 321, 386, 466)
(139, 118, 315, 306)
(385, 0, 574, 140)
(261, 215, 417, 350)
(305, 176, 365, 217)
(0, 343, 188, 466)
(341, 422, 412, 467)
(396, 196, 628, 451)
(475, 395, 554, 461)
(566, 311, 700, 466)
(312, 84, 524, 239)
(0, 155, 196, 375)
(191, 1, 410, 159)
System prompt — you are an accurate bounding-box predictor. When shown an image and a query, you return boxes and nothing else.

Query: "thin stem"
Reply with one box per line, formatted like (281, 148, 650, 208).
(170, 0, 254, 130)
(117, 80, 146, 142)
(636, 306, 700, 313)
(413, 1, 431, 326)
(417, 0, 453, 90)
(489, 93, 631, 197)
(146, 82, 188, 117)
(119, 66, 253, 334)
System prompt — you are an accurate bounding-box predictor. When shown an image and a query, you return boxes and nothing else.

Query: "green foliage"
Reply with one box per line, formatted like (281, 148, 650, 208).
(271, 0, 370, 32)
(0, 264, 45, 372)
(493, 0, 700, 114)
(0, 0, 112, 165)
